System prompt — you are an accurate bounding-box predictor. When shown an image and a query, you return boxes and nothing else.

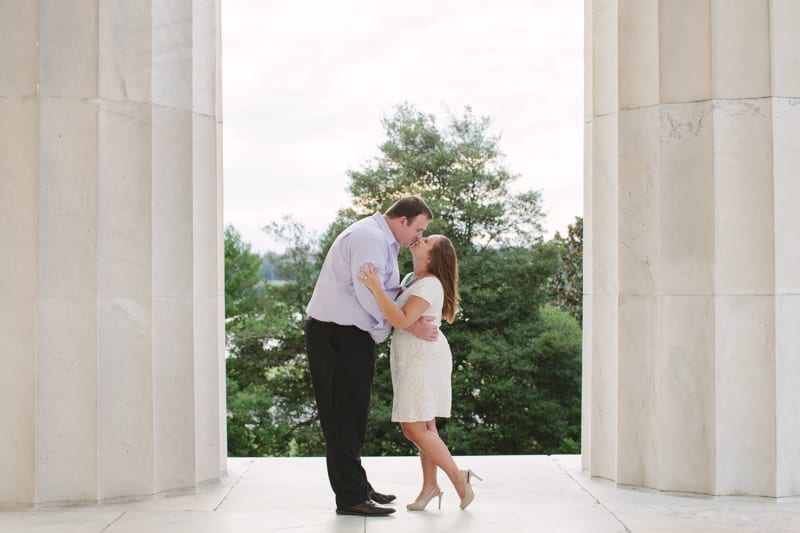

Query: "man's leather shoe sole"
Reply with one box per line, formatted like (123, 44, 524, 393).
(336, 500, 395, 516)
(369, 490, 396, 504)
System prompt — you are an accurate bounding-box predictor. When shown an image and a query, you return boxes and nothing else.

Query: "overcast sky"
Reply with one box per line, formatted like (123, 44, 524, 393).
(222, 0, 583, 253)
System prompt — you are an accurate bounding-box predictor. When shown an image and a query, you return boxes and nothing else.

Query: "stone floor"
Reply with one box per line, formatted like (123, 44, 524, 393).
(2, 455, 799, 532)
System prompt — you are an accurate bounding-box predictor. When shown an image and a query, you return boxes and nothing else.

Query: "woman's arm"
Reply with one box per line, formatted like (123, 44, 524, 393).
(359, 264, 429, 329)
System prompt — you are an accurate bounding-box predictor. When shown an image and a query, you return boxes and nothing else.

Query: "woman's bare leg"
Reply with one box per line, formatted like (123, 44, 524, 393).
(417, 448, 438, 499)
(402, 420, 465, 499)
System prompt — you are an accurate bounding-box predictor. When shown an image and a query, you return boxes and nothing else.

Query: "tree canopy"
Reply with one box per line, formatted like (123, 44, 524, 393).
(347, 103, 544, 252)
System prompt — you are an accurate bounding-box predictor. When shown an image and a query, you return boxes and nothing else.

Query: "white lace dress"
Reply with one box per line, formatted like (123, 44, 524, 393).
(390, 276, 452, 422)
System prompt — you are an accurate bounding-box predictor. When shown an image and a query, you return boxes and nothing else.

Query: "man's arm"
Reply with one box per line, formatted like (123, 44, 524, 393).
(349, 237, 391, 324)
(405, 315, 439, 341)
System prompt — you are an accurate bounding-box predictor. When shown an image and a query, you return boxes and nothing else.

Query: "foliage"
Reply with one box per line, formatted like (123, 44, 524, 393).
(545, 217, 583, 324)
(346, 103, 544, 252)
(224, 104, 583, 457)
(224, 221, 324, 456)
(224, 225, 264, 318)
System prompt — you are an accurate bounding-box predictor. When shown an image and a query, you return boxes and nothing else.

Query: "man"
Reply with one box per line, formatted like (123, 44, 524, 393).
(305, 195, 438, 516)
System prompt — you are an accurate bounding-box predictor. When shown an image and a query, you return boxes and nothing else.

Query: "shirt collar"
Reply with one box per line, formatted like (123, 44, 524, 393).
(373, 212, 399, 250)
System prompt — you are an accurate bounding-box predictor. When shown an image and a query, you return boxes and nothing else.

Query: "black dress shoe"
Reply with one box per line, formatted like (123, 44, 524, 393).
(336, 499, 396, 516)
(368, 490, 396, 504)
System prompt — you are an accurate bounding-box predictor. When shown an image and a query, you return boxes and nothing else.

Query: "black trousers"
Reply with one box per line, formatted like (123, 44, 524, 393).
(305, 318, 377, 509)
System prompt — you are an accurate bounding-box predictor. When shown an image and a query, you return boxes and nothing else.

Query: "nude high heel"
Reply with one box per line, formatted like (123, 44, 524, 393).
(459, 469, 483, 510)
(406, 486, 444, 511)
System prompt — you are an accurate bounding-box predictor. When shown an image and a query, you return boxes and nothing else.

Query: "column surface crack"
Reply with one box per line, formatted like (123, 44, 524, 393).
(99, 510, 126, 532)
(213, 458, 257, 512)
(550, 456, 632, 532)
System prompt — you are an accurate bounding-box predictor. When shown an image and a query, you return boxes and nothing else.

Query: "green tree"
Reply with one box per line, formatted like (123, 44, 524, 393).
(224, 221, 324, 456)
(224, 225, 263, 319)
(546, 216, 583, 324)
(347, 103, 543, 252)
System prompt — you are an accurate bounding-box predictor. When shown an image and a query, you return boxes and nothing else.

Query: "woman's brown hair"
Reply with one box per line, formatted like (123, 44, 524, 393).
(428, 235, 460, 324)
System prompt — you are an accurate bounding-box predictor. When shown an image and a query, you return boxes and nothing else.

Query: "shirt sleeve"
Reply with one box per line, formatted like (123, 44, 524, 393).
(349, 236, 391, 324)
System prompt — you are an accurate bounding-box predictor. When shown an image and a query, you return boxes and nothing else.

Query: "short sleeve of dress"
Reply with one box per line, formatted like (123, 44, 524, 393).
(407, 277, 443, 307)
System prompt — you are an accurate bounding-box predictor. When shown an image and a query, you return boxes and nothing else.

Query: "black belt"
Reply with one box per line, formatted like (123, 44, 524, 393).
(307, 317, 362, 332)
(307, 316, 335, 326)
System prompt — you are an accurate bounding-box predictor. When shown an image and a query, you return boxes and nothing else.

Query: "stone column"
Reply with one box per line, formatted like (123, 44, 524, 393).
(584, 0, 800, 497)
(0, 0, 225, 504)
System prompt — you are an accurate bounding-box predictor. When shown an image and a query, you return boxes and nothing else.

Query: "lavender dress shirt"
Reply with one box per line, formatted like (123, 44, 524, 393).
(306, 213, 401, 343)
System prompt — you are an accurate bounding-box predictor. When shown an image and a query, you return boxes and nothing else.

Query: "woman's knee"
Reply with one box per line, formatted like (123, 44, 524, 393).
(401, 422, 425, 442)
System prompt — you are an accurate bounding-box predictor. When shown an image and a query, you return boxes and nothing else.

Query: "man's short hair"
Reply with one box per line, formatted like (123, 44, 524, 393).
(385, 195, 433, 221)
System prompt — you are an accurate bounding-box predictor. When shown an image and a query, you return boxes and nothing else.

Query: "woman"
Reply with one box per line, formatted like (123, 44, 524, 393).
(359, 235, 481, 511)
